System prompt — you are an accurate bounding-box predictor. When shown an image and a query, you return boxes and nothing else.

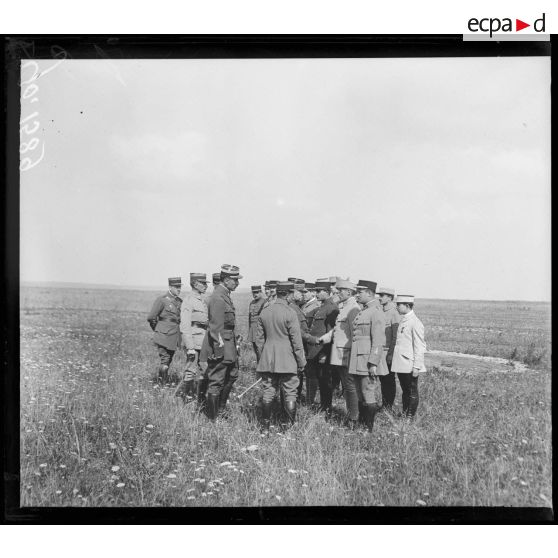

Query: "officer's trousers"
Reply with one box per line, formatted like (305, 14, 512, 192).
(183, 349, 208, 382)
(206, 357, 238, 396)
(379, 371, 396, 408)
(259, 372, 299, 404)
(306, 360, 330, 409)
(351, 374, 377, 405)
(336, 365, 359, 421)
(397, 373, 419, 417)
(157, 345, 175, 367)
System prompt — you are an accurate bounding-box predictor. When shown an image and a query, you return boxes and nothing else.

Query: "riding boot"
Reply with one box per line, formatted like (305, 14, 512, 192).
(318, 375, 332, 414)
(358, 401, 366, 424)
(364, 403, 381, 432)
(219, 381, 235, 415)
(158, 365, 169, 385)
(296, 373, 305, 404)
(206, 393, 220, 421)
(284, 399, 297, 426)
(306, 376, 319, 407)
(260, 400, 272, 434)
(196, 379, 208, 411)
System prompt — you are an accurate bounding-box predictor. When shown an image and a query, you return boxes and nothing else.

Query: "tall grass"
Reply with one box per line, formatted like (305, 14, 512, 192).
(20, 287, 552, 507)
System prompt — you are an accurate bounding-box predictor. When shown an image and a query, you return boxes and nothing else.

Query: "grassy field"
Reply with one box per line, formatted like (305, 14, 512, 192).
(19, 286, 552, 508)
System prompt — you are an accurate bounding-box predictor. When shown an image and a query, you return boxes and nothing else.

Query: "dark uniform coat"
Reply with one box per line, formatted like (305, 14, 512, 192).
(382, 301, 401, 363)
(301, 298, 321, 328)
(255, 299, 306, 374)
(349, 299, 388, 376)
(307, 298, 339, 362)
(203, 284, 238, 364)
(147, 291, 182, 351)
(247, 297, 266, 343)
(288, 301, 317, 351)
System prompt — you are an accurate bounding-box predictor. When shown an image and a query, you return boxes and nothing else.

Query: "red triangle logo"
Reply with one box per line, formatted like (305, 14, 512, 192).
(516, 19, 530, 31)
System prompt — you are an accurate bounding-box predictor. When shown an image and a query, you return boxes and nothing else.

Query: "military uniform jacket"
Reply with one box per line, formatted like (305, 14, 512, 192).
(307, 298, 339, 362)
(320, 296, 360, 367)
(180, 290, 209, 351)
(204, 284, 238, 364)
(301, 298, 321, 327)
(147, 291, 182, 351)
(391, 310, 427, 374)
(247, 297, 266, 343)
(255, 299, 306, 374)
(288, 301, 316, 352)
(262, 295, 276, 310)
(382, 301, 400, 359)
(349, 299, 388, 376)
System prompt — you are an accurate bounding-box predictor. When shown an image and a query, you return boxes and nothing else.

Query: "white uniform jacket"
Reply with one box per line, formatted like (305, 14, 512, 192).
(391, 310, 427, 374)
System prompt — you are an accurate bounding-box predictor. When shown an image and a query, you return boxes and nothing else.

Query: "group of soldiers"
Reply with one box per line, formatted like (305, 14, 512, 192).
(147, 264, 426, 433)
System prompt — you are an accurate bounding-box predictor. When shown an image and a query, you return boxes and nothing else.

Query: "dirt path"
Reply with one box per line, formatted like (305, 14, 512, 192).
(426, 349, 530, 374)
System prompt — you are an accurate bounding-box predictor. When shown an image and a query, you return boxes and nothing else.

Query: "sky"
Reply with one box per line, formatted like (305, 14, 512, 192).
(20, 57, 550, 301)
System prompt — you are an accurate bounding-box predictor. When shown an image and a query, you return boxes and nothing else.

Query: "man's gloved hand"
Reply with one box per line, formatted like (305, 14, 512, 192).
(367, 363, 377, 377)
(187, 349, 196, 361)
(148, 319, 157, 331)
(412, 369, 420, 378)
(306, 336, 320, 346)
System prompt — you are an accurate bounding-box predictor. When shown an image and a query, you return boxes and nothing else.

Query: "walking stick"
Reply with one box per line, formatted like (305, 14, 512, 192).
(236, 377, 262, 399)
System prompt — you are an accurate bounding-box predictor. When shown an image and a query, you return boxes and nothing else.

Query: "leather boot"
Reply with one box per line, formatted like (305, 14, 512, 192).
(260, 400, 272, 434)
(364, 403, 381, 432)
(158, 365, 169, 385)
(206, 393, 220, 421)
(306, 376, 319, 407)
(358, 401, 366, 424)
(219, 381, 235, 415)
(284, 399, 297, 426)
(196, 378, 208, 410)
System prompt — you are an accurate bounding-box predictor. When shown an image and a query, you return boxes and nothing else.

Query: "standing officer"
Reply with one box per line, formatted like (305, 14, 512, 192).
(306, 279, 339, 413)
(247, 285, 266, 362)
(301, 282, 320, 325)
(391, 295, 427, 418)
(349, 280, 388, 431)
(263, 280, 279, 309)
(147, 277, 183, 385)
(203, 264, 243, 420)
(318, 279, 360, 428)
(177, 273, 209, 401)
(377, 286, 400, 412)
(255, 281, 306, 433)
(287, 279, 319, 403)
(212, 272, 222, 289)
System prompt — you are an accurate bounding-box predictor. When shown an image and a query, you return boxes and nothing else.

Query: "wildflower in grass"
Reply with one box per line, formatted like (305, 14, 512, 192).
(116, 483, 125, 488)
(416, 499, 427, 506)
(154, 452, 162, 456)
(275, 495, 282, 501)
(302, 484, 308, 488)
(109, 443, 117, 450)
(288, 469, 297, 474)
(146, 424, 154, 429)
(111, 466, 120, 472)
(187, 496, 196, 500)
(166, 474, 177, 479)
(39, 463, 47, 468)
(219, 461, 231, 467)
(56, 490, 62, 495)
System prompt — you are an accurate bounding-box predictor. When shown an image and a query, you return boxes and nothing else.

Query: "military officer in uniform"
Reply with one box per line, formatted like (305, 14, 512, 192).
(255, 281, 306, 433)
(247, 285, 266, 362)
(306, 279, 339, 413)
(349, 280, 388, 431)
(263, 280, 279, 309)
(147, 277, 183, 384)
(176, 273, 209, 401)
(377, 286, 400, 412)
(286, 279, 319, 403)
(301, 282, 320, 325)
(391, 295, 427, 418)
(203, 264, 243, 420)
(318, 279, 360, 428)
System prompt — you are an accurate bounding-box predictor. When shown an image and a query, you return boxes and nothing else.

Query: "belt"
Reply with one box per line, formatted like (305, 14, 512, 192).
(159, 318, 179, 324)
(224, 326, 235, 330)
(192, 322, 208, 329)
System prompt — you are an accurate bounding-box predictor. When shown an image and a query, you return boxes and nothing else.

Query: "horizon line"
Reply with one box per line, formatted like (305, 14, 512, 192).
(19, 280, 551, 304)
